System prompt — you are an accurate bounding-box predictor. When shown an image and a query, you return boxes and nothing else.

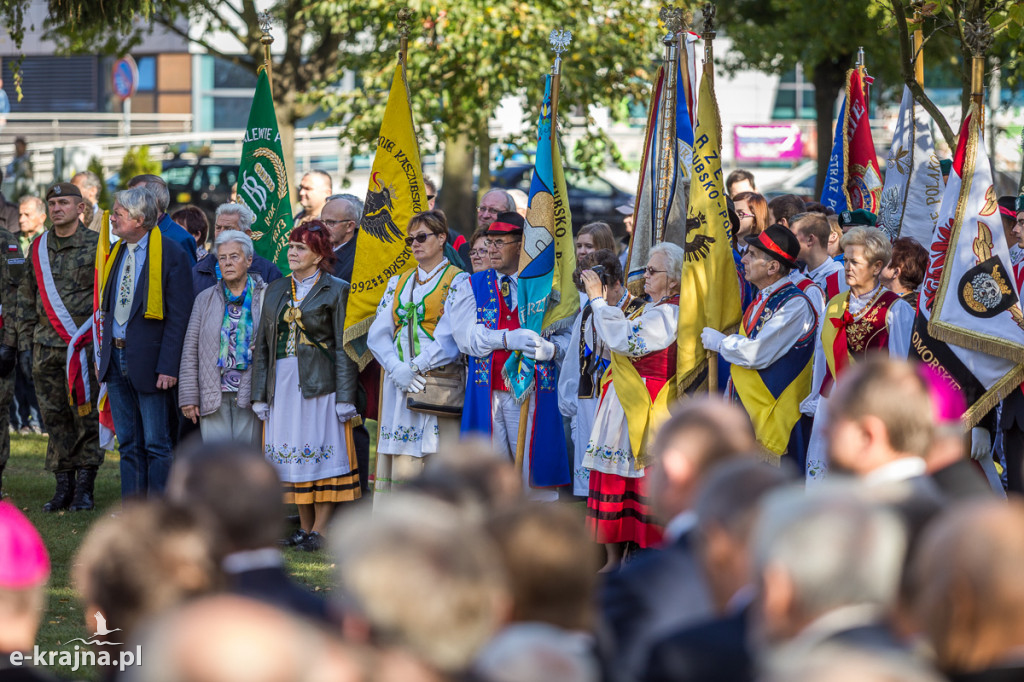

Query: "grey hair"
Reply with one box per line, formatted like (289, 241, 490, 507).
(482, 188, 517, 214)
(215, 203, 256, 232)
(649, 242, 685, 285)
(840, 226, 892, 267)
(507, 189, 529, 212)
(72, 170, 102, 192)
(753, 484, 906, 620)
(113, 187, 159, 228)
(213, 229, 254, 261)
(326, 193, 363, 222)
(127, 174, 170, 212)
(19, 195, 45, 215)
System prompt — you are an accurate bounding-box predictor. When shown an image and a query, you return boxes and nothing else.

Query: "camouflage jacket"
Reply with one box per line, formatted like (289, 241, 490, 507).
(0, 227, 24, 348)
(16, 224, 98, 350)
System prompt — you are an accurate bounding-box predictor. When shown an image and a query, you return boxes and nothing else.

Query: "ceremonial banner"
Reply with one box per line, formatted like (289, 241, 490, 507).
(913, 104, 1024, 425)
(504, 75, 578, 399)
(676, 61, 742, 393)
(343, 61, 427, 368)
(92, 212, 116, 450)
(877, 85, 942, 245)
(681, 31, 703, 129)
(625, 57, 694, 293)
(238, 69, 293, 274)
(821, 69, 882, 214)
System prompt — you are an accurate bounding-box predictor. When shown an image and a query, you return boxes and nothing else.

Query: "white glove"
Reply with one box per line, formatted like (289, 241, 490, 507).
(523, 335, 556, 361)
(252, 402, 269, 421)
(504, 328, 542, 352)
(336, 402, 359, 423)
(390, 363, 420, 392)
(970, 426, 992, 461)
(408, 375, 426, 393)
(700, 327, 726, 352)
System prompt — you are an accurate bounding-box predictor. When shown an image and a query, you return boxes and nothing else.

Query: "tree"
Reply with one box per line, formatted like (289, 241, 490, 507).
(715, 0, 905, 198)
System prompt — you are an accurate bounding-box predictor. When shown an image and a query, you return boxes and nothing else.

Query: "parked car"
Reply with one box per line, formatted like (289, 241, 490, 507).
(490, 164, 634, 236)
(163, 158, 240, 223)
(760, 160, 818, 202)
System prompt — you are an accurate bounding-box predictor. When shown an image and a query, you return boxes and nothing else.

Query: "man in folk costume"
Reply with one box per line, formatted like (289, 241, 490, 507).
(700, 225, 818, 468)
(14, 183, 102, 511)
(801, 226, 914, 480)
(447, 211, 571, 501)
(97, 187, 194, 499)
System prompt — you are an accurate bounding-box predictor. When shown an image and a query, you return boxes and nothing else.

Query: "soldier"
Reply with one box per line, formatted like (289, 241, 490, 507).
(15, 183, 102, 511)
(0, 216, 25, 496)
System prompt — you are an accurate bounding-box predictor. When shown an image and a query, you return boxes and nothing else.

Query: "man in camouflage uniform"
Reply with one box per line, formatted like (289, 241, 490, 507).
(0, 219, 25, 496)
(15, 183, 102, 511)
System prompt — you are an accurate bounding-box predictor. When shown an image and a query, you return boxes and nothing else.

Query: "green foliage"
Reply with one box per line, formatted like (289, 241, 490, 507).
(116, 146, 161, 189)
(87, 156, 112, 209)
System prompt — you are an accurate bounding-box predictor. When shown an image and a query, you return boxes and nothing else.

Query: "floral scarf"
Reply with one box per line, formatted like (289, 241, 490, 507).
(219, 276, 254, 371)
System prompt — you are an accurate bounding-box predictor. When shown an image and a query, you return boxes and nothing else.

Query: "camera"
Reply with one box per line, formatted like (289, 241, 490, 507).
(589, 265, 610, 284)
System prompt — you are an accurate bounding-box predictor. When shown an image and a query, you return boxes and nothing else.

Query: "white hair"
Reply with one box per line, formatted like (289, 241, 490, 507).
(753, 484, 906, 619)
(649, 242, 685, 283)
(215, 203, 256, 232)
(483, 188, 517, 214)
(213, 229, 254, 260)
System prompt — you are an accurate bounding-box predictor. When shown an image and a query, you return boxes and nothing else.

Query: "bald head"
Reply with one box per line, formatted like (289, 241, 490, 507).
(133, 596, 365, 682)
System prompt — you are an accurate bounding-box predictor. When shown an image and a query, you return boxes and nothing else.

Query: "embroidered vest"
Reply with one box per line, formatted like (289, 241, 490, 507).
(390, 264, 463, 360)
(731, 282, 816, 456)
(821, 289, 900, 395)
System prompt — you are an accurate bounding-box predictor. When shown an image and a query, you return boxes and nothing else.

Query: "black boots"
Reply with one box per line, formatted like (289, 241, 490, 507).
(42, 470, 75, 512)
(69, 467, 97, 512)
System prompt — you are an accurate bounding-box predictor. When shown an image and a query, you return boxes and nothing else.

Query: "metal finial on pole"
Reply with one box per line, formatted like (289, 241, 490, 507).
(397, 8, 411, 64)
(258, 10, 275, 95)
(701, 3, 716, 65)
(549, 29, 572, 130)
(964, 17, 993, 124)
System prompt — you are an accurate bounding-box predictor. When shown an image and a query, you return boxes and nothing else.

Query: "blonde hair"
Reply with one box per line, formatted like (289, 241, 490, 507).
(840, 226, 892, 267)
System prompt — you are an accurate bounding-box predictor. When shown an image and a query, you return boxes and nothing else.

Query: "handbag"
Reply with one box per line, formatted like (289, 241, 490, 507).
(402, 282, 465, 416)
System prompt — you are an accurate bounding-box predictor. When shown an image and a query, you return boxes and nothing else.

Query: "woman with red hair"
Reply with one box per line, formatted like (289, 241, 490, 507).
(251, 220, 361, 552)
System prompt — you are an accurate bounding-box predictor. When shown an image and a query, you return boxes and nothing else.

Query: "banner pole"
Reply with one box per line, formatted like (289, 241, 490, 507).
(258, 11, 274, 96)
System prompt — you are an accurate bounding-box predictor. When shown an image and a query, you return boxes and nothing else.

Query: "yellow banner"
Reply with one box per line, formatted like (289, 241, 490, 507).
(541, 133, 579, 334)
(343, 62, 427, 368)
(676, 63, 742, 391)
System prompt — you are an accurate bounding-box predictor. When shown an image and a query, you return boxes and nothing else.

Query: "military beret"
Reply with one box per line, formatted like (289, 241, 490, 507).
(45, 183, 83, 201)
(839, 208, 877, 228)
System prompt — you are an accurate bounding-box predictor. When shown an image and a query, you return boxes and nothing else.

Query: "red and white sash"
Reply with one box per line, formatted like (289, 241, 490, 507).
(31, 232, 94, 415)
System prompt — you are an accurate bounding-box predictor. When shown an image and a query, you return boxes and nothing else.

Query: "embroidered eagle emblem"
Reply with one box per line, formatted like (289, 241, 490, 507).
(683, 212, 715, 262)
(362, 172, 403, 244)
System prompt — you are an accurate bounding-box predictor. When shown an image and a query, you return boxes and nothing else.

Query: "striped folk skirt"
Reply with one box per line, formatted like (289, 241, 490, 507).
(586, 469, 663, 548)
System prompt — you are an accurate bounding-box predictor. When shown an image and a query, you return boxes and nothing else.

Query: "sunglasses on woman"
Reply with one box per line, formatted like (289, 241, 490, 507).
(404, 232, 435, 247)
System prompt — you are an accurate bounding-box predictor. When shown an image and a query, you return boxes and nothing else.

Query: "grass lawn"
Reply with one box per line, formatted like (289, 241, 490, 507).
(2, 429, 360, 679)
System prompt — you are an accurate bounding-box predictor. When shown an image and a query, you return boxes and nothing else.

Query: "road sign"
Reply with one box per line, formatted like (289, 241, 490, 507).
(112, 56, 139, 101)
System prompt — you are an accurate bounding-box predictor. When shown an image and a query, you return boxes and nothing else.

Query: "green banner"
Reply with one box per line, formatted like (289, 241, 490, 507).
(238, 69, 293, 273)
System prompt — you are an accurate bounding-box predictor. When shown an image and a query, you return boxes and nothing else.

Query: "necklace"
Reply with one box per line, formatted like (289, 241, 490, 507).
(290, 271, 321, 304)
(416, 259, 447, 285)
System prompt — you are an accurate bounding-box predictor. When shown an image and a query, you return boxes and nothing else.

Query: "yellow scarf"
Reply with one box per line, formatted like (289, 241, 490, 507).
(100, 223, 164, 320)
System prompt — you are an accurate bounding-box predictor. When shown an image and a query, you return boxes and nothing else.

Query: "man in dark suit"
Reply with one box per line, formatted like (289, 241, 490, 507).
(753, 486, 912, 678)
(167, 442, 332, 624)
(192, 202, 282, 296)
(600, 399, 758, 682)
(127, 174, 198, 266)
(322, 193, 361, 283)
(643, 461, 789, 682)
(99, 186, 193, 499)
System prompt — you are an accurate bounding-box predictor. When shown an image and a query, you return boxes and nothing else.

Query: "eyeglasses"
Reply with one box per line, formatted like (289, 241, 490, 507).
(478, 206, 501, 215)
(485, 239, 520, 249)
(469, 248, 489, 258)
(321, 218, 354, 227)
(644, 266, 667, 276)
(404, 233, 435, 247)
(736, 210, 753, 218)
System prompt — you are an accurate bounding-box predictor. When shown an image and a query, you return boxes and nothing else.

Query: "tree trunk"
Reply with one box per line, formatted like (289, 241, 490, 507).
(812, 57, 851, 199)
(440, 130, 476, 237)
(476, 118, 492, 198)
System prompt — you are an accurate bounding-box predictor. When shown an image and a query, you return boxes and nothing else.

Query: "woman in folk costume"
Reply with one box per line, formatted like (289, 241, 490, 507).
(558, 249, 644, 497)
(251, 220, 361, 552)
(579, 242, 684, 569)
(367, 210, 467, 498)
(802, 226, 914, 480)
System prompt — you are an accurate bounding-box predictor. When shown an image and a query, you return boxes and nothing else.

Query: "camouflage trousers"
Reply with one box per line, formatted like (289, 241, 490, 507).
(0, 371, 12, 469)
(33, 343, 103, 473)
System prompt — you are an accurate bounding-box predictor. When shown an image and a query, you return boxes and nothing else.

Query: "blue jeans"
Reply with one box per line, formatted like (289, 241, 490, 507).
(106, 347, 174, 499)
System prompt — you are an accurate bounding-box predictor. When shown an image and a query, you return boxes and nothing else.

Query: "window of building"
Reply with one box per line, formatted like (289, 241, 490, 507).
(772, 64, 815, 120)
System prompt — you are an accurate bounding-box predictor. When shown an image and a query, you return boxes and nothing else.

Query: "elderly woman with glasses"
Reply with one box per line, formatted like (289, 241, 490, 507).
(367, 210, 467, 499)
(179, 230, 267, 445)
(251, 220, 361, 552)
(578, 242, 685, 568)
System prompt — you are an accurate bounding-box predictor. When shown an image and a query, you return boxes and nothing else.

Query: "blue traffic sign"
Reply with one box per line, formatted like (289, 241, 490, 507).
(112, 56, 139, 100)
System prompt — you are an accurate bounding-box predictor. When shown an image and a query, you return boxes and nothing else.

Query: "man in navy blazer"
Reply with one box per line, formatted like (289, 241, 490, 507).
(127, 174, 198, 266)
(99, 186, 194, 499)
